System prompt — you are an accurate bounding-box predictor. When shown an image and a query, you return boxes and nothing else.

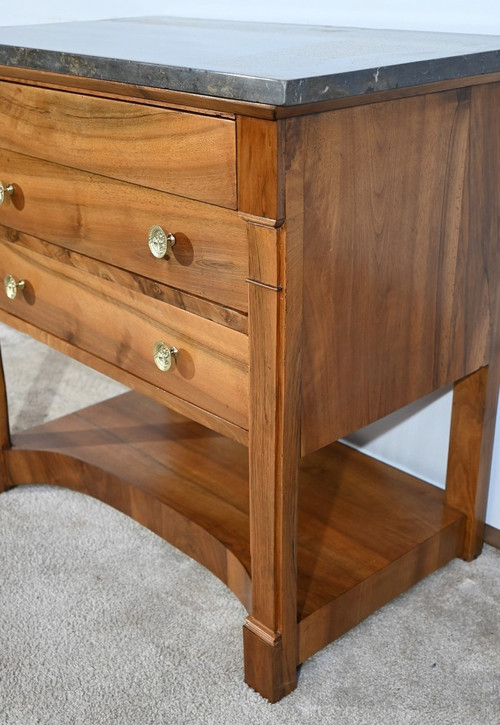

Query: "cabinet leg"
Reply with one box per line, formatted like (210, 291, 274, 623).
(246, 224, 302, 701)
(243, 619, 297, 702)
(445, 366, 498, 560)
(0, 342, 12, 493)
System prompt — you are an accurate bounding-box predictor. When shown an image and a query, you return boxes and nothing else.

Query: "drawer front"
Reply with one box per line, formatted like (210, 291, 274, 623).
(0, 148, 248, 312)
(0, 81, 236, 208)
(0, 243, 248, 429)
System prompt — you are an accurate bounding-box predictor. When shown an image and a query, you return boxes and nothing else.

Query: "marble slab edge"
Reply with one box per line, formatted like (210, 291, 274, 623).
(0, 45, 499, 106)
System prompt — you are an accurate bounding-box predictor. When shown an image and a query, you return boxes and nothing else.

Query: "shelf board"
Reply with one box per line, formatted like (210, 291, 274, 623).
(7, 391, 465, 662)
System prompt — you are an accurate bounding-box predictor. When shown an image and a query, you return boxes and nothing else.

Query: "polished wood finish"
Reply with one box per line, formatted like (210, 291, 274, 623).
(247, 224, 281, 289)
(0, 147, 248, 311)
(6, 394, 252, 608)
(4, 391, 464, 663)
(300, 88, 497, 453)
(0, 58, 498, 703)
(0, 310, 248, 447)
(0, 80, 236, 207)
(0, 227, 248, 333)
(245, 241, 301, 699)
(242, 119, 305, 700)
(444, 82, 500, 561)
(0, 342, 10, 492)
(446, 368, 490, 560)
(237, 116, 284, 221)
(0, 242, 248, 430)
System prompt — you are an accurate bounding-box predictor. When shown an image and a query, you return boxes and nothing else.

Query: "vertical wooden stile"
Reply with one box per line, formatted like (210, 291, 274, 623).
(445, 83, 500, 560)
(239, 115, 304, 701)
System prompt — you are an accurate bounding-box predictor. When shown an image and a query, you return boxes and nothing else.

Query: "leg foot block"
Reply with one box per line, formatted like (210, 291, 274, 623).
(243, 623, 297, 703)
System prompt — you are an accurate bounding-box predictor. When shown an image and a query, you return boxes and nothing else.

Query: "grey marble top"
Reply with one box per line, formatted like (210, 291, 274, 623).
(0, 16, 499, 106)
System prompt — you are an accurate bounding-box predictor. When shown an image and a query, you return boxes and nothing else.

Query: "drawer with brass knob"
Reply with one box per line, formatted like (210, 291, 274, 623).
(0, 148, 248, 311)
(0, 241, 249, 430)
(0, 81, 237, 208)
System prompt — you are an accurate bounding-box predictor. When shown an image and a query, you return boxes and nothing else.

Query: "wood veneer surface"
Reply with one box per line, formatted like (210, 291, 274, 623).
(0, 148, 248, 311)
(9, 392, 465, 625)
(0, 80, 237, 208)
(300, 86, 498, 452)
(0, 243, 249, 429)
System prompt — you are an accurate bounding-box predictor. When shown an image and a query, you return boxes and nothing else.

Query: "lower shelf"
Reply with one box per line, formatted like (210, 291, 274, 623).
(4, 391, 465, 664)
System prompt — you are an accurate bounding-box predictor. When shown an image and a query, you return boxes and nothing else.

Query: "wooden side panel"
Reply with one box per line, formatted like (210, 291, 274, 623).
(301, 88, 497, 452)
(0, 81, 237, 208)
(0, 148, 248, 311)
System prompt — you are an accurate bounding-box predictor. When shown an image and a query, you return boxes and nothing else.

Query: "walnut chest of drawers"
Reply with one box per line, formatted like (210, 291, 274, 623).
(1, 17, 500, 702)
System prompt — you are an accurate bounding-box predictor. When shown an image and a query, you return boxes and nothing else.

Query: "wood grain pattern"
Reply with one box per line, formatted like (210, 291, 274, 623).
(1, 226, 248, 333)
(247, 223, 281, 288)
(0, 243, 249, 429)
(237, 116, 284, 220)
(1, 59, 499, 704)
(445, 368, 489, 559)
(300, 88, 497, 453)
(298, 518, 463, 663)
(297, 440, 464, 621)
(444, 82, 500, 561)
(0, 148, 247, 311)
(244, 118, 303, 701)
(0, 80, 236, 207)
(0, 311, 248, 446)
(6, 391, 465, 669)
(6, 393, 252, 609)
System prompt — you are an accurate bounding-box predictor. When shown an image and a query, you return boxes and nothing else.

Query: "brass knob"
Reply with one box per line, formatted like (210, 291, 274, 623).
(4, 274, 25, 300)
(153, 341, 178, 372)
(0, 182, 14, 205)
(148, 225, 176, 259)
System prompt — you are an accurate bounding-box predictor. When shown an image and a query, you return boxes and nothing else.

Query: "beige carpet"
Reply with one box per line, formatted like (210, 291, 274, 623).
(1, 322, 499, 724)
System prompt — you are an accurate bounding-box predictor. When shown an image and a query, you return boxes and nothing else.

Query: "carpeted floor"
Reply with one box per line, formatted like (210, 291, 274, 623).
(0, 322, 499, 724)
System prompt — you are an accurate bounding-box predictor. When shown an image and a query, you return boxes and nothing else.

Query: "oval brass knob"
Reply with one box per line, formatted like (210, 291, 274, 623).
(0, 182, 14, 205)
(4, 274, 25, 300)
(153, 341, 178, 372)
(148, 225, 176, 259)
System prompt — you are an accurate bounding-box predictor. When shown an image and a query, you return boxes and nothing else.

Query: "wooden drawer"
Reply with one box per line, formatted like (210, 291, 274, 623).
(0, 242, 248, 429)
(0, 81, 236, 208)
(0, 148, 248, 311)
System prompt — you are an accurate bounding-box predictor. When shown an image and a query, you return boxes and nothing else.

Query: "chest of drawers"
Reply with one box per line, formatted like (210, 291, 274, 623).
(1, 17, 500, 702)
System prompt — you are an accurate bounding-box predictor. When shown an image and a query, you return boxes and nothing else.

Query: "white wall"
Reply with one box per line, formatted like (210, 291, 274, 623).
(1, 1, 500, 35)
(1, 1, 500, 528)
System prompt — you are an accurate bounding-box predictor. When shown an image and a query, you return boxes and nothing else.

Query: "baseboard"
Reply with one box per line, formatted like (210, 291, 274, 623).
(485, 524, 500, 549)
